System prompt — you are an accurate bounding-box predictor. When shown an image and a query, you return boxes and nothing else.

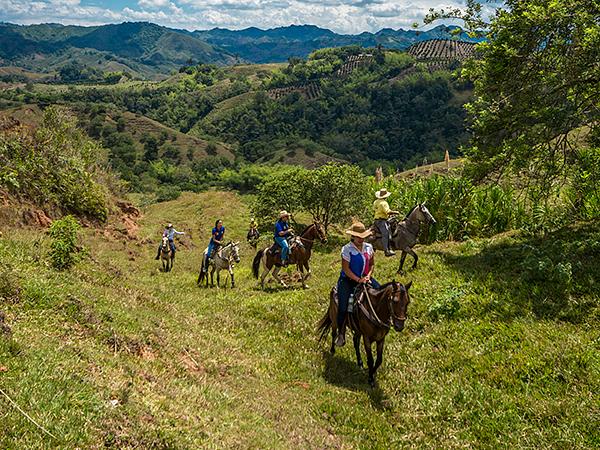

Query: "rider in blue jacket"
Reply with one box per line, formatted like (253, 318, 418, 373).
(203, 219, 226, 271)
(274, 210, 293, 266)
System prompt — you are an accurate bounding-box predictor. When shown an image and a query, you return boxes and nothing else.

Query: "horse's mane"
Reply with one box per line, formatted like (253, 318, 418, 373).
(405, 204, 418, 219)
(300, 223, 316, 237)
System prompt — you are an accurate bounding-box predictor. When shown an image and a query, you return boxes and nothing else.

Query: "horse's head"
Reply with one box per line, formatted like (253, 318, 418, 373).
(161, 235, 169, 249)
(390, 281, 412, 332)
(227, 241, 241, 264)
(314, 221, 328, 244)
(417, 203, 437, 225)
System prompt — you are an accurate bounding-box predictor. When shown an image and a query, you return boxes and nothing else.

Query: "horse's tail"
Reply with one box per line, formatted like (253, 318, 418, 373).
(252, 249, 264, 279)
(317, 312, 332, 343)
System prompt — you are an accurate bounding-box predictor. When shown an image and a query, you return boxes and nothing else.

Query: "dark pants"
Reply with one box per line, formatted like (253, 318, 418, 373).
(336, 276, 381, 329)
(157, 240, 175, 257)
(375, 219, 391, 251)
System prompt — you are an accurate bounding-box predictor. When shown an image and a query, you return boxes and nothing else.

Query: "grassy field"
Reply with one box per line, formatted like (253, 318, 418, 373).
(1, 191, 598, 448)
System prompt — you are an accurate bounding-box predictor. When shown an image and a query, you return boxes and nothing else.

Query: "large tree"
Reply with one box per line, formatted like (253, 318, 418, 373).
(427, 0, 600, 189)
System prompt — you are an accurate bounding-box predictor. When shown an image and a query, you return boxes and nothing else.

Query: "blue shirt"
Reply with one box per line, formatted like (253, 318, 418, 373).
(211, 226, 225, 243)
(274, 220, 290, 238)
(340, 242, 374, 279)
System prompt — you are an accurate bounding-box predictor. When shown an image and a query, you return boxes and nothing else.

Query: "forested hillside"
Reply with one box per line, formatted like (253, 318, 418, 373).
(0, 44, 474, 196)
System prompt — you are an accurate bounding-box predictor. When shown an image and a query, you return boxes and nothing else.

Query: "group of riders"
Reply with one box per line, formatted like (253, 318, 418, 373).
(156, 187, 403, 348)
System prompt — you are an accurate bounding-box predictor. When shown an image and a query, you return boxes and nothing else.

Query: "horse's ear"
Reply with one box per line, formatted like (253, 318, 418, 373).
(405, 281, 412, 291)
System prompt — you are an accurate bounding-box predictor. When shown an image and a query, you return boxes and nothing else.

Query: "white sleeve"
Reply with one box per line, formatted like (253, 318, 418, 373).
(366, 243, 374, 258)
(341, 244, 352, 262)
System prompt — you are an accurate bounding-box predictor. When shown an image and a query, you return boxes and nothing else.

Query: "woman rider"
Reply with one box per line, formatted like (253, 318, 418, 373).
(335, 221, 380, 347)
(203, 219, 225, 272)
(274, 210, 293, 266)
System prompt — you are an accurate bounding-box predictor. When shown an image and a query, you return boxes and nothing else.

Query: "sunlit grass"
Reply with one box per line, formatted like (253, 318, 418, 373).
(1, 192, 598, 448)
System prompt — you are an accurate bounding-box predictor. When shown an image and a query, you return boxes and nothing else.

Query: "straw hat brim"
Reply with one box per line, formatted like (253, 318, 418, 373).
(345, 228, 372, 239)
(375, 191, 391, 199)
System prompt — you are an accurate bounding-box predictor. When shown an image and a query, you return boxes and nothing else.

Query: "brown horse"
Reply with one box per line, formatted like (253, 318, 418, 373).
(317, 281, 412, 386)
(252, 222, 327, 289)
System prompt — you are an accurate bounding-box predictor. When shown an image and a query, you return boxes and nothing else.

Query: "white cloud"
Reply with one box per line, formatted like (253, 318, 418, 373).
(138, 0, 170, 9)
(0, 0, 503, 33)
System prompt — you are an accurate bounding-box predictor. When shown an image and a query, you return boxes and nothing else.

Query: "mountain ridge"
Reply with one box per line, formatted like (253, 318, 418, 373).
(0, 21, 482, 78)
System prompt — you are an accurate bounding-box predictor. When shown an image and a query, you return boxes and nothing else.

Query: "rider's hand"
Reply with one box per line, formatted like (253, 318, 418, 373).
(358, 276, 369, 284)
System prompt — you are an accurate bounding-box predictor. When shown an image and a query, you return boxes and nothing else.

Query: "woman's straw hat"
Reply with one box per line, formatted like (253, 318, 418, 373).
(167, 223, 173, 228)
(375, 188, 392, 199)
(345, 222, 372, 239)
(279, 210, 290, 218)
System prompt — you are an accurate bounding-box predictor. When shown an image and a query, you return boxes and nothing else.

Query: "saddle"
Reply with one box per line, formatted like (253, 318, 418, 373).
(332, 284, 387, 328)
(369, 217, 399, 239)
(268, 236, 304, 256)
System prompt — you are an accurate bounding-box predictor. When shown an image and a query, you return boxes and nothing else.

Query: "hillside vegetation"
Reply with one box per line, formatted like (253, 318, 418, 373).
(0, 45, 474, 193)
(1, 191, 598, 448)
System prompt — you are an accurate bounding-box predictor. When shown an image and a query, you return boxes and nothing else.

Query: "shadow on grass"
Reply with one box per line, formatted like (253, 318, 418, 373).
(434, 222, 600, 323)
(321, 350, 391, 411)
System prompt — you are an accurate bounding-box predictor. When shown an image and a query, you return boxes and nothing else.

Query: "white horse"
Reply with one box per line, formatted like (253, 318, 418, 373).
(197, 241, 241, 288)
(160, 235, 174, 272)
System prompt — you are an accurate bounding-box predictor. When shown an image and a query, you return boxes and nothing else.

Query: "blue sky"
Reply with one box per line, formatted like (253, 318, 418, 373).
(0, 0, 502, 34)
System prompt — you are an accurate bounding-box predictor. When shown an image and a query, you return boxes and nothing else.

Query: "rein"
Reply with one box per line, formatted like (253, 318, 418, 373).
(359, 283, 406, 329)
(361, 285, 391, 329)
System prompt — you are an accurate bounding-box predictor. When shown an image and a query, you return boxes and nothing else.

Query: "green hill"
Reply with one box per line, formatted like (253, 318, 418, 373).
(1, 190, 598, 447)
(0, 22, 238, 80)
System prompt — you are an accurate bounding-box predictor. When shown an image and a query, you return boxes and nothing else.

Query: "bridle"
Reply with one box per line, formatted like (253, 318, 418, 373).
(298, 223, 326, 244)
(360, 283, 407, 328)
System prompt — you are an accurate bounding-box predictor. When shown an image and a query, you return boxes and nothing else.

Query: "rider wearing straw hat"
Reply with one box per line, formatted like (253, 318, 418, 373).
(373, 188, 399, 257)
(335, 221, 381, 347)
(274, 210, 294, 266)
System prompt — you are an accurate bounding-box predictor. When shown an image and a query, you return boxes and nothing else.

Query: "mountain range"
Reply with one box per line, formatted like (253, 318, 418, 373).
(0, 21, 482, 79)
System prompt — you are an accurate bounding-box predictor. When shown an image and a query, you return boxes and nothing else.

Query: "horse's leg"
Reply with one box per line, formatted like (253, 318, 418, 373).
(373, 339, 385, 383)
(298, 264, 308, 289)
(259, 258, 270, 289)
(406, 247, 418, 270)
(229, 267, 235, 288)
(210, 266, 215, 287)
(303, 261, 312, 281)
(354, 333, 363, 368)
(272, 267, 286, 287)
(216, 269, 221, 289)
(398, 251, 408, 274)
(363, 336, 376, 387)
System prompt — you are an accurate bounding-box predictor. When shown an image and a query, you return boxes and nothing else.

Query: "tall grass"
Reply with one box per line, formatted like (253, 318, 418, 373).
(371, 175, 525, 242)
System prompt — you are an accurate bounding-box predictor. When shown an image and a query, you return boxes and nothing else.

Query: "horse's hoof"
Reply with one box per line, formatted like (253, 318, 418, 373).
(357, 362, 363, 369)
(330, 348, 335, 355)
(369, 378, 376, 388)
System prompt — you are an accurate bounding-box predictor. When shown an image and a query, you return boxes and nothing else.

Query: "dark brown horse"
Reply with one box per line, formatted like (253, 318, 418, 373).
(252, 222, 327, 289)
(317, 281, 412, 386)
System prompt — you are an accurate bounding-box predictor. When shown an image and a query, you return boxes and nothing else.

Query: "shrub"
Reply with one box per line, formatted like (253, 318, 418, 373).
(48, 215, 81, 270)
(0, 106, 109, 222)
(155, 186, 182, 203)
(427, 288, 463, 321)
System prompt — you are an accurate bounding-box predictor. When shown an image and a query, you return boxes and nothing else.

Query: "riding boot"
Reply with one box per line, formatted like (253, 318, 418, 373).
(335, 324, 346, 347)
(385, 249, 396, 257)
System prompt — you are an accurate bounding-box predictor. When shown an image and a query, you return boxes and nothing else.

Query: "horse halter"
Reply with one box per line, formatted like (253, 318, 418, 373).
(361, 283, 407, 328)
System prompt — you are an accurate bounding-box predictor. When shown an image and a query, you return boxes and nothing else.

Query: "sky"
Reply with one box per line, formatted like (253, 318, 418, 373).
(0, 0, 501, 34)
